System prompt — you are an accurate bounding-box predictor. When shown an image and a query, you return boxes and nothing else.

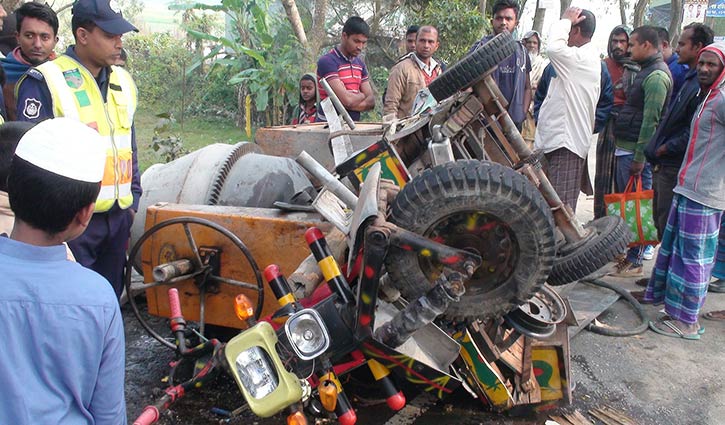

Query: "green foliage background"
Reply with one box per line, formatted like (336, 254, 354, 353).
(122, 0, 492, 128)
(124, 32, 239, 118)
(407, 0, 489, 65)
(124, 33, 193, 111)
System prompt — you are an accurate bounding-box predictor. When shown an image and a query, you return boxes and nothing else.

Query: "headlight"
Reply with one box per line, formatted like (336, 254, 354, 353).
(235, 346, 279, 399)
(224, 322, 304, 418)
(284, 308, 330, 361)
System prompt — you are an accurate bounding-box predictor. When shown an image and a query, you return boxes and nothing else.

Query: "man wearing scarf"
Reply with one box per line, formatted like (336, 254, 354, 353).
(1, 2, 58, 121)
(593, 25, 638, 220)
(638, 43, 725, 338)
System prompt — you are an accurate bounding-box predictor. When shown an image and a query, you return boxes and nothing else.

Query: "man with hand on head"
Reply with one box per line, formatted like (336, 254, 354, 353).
(534, 7, 600, 213)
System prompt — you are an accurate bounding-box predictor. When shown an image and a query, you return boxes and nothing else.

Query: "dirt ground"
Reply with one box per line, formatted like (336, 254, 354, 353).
(123, 269, 725, 425)
(124, 143, 725, 424)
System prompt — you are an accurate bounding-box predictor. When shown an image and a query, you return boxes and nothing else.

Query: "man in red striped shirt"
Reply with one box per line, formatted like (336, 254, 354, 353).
(316, 16, 375, 121)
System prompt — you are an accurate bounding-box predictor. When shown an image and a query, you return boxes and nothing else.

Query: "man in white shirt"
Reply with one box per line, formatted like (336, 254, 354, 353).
(534, 7, 600, 212)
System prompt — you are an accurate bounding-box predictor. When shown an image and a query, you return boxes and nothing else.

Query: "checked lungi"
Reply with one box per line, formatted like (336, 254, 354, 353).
(713, 215, 725, 280)
(643, 194, 723, 324)
(544, 147, 585, 213)
(593, 118, 617, 219)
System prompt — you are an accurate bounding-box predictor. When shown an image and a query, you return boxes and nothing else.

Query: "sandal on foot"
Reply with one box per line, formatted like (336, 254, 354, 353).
(649, 318, 701, 340)
(708, 279, 725, 293)
(659, 314, 705, 335)
(703, 310, 725, 321)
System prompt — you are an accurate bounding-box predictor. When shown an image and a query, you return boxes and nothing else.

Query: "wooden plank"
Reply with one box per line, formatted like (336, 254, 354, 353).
(563, 410, 594, 425)
(468, 320, 502, 361)
(549, 415, 574, 425)
(498, 330, 525, 374)
(520, 336, 533, 386)
(453, 329, 514, 410)
(589, 406, 637, 425)
(550, 410, 594, 425)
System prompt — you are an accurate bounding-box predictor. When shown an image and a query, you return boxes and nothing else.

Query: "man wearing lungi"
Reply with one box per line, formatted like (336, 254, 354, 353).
(635, 43, 725, 339)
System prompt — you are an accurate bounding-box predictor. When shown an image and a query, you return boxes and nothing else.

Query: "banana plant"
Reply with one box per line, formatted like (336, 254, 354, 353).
(173, 0, 303, 125)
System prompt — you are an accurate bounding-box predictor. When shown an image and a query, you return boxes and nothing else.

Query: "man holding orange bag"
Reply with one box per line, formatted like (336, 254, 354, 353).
(636, 43, 725, 339)
(608, 26, 672, 277)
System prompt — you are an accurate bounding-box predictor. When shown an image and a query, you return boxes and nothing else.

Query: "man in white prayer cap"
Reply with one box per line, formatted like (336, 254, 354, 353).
(0, 117, 126, 424)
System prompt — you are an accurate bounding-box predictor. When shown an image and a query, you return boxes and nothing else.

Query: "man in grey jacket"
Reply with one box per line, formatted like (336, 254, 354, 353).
(635, 43, 725, 339)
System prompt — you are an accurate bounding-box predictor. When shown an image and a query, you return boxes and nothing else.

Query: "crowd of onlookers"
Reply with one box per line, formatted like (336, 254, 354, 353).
(305, 0, 724, 340)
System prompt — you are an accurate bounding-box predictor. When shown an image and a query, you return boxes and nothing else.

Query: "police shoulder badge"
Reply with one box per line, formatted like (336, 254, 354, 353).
(23, 98, 42, 119)
(63, 69, 83, 89)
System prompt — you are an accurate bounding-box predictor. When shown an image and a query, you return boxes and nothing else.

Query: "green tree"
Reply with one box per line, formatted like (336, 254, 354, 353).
(179, 0, 304, 126)
(123, 32, 193, 111)
(407, 0, 488, 65)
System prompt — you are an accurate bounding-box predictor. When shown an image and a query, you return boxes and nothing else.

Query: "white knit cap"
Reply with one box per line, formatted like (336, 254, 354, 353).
(14, 118, 106, 183)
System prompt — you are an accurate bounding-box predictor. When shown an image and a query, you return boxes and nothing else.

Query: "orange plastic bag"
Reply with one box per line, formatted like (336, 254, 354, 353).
(604, 176, 658, 247)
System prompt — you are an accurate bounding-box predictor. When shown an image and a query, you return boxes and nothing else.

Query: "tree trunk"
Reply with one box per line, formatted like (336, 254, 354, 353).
(1, 0, 22, 13)
(479, 0, 487, 18)
(532, 8, 545, 34)
(669, 0, 683, 44)
(532, 3, 546, 35)
(304, 0, 328, 70)
(559, 0, 572, 17)
(632, 0, 649, 27)
(280, 0, 308, 48)
(619, 0, 628, 25)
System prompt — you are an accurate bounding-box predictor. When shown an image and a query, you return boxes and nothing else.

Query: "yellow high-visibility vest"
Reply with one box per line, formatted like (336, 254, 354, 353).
(35, 55, 137, 213)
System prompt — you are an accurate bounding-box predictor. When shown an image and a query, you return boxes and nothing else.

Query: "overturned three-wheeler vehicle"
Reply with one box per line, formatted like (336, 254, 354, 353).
(127, 31, 628, 424)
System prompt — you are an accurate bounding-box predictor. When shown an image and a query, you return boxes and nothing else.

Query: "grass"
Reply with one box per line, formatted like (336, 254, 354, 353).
(134, 106, 251, 172)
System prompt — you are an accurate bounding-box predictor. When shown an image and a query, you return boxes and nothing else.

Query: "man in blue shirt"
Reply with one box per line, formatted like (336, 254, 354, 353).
(656, 27, 688, 100)
(469, 0, 531, 130)
(0, 118, 126, 424)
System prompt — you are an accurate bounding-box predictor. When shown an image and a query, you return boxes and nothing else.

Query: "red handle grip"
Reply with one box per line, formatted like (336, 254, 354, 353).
(168, 288, 183, 320)
(133, 406, 160, 425)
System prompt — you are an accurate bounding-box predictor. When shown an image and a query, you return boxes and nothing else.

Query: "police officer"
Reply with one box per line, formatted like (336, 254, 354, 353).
(15, 0, 140, 300)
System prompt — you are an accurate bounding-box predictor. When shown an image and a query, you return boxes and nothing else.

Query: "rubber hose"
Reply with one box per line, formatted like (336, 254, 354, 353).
(579, 277, 649, 337)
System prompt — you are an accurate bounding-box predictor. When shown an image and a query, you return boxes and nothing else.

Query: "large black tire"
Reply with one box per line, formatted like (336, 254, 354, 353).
(428, 31, 516, 102)
(547, 216, 630, 286)
(385, 160, 557, 321)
